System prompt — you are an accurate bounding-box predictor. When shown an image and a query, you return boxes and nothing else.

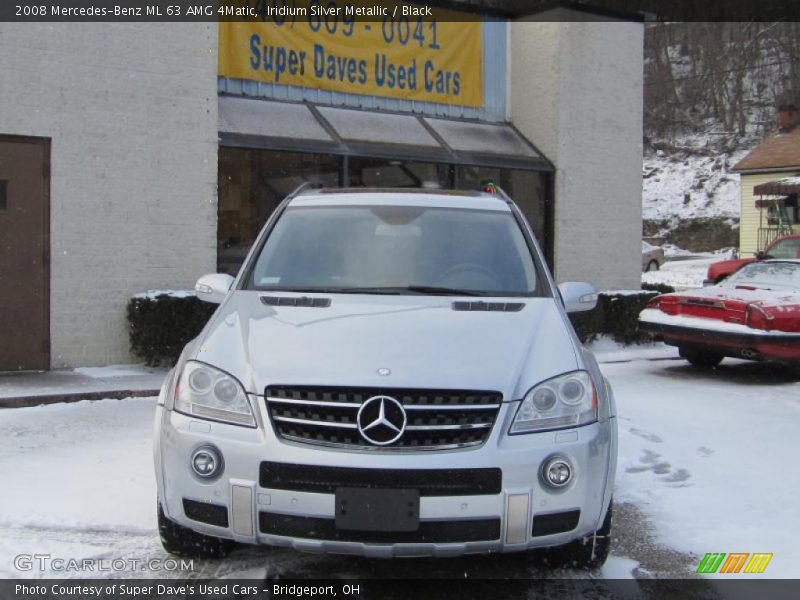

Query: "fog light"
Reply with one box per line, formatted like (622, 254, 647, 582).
(191, 446, 223, 479)
(542, 456, 572, 488)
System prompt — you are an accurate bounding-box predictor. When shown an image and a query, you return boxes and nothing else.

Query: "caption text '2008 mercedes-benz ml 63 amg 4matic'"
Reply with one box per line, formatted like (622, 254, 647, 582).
(153, 186, 617, 568)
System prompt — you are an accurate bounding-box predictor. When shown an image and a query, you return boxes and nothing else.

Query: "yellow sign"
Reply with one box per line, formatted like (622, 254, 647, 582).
(218, 3, 483, 108)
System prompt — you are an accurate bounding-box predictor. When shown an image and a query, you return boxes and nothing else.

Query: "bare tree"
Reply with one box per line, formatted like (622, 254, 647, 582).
(644, 22, 800, 149)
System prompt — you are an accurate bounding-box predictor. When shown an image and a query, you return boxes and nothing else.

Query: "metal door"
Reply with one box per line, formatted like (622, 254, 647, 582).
(0, 136, 50, 371)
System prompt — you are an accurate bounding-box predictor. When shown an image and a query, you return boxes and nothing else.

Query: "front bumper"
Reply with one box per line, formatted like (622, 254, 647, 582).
(155, 401, 616, 558)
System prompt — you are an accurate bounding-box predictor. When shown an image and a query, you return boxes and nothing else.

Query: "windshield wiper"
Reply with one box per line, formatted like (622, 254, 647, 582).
(339, 286, 487, 296)
(260, 286, 487, 296)
(399, 285, 487, 296)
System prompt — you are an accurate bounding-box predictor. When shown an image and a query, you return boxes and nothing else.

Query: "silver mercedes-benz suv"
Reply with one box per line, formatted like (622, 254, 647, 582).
(153, 186, 617, 568)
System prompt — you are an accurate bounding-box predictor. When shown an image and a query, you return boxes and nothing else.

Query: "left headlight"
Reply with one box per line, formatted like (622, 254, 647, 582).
(174, 361, 256, 428)
(509, 371, 597, 435)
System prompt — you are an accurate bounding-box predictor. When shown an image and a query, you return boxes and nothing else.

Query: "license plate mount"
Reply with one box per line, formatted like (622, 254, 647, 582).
(335, 487, 420, 532)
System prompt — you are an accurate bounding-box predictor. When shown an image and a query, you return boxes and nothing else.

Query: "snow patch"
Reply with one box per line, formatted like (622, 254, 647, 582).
(0, 398, 158, 533)
(640, 308, 798, 336)
(642, 257, 719, 290)
(73, 365, 155, 379)
(132, 290, 195, 300)
(609, 358, 800, 578)
(588, 336, 678, 363)
(600, 556, 639, 579)
(643, 147, 749, 222)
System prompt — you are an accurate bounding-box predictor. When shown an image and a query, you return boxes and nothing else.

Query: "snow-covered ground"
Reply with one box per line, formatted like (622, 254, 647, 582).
(641, 256, 720, 290)
(595, 345, 800, 579)
(2, 345, 798, 579)
(0, 365, 166, 400)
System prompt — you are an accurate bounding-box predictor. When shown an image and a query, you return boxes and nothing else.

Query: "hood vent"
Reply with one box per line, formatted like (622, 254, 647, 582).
(452, 301, 524, 312)
(260, 296, 331, 308)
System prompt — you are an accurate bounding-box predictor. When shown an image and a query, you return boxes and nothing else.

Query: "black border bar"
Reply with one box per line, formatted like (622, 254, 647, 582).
(3, 578, 800, 599)
(4, 0, 800, 22)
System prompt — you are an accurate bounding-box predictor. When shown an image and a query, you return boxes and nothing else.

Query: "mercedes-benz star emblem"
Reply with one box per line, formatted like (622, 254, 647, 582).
(356, 395, 406, 446)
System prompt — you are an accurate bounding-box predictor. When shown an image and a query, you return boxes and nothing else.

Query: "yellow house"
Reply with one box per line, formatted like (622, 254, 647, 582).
(733, 109, 800, 255)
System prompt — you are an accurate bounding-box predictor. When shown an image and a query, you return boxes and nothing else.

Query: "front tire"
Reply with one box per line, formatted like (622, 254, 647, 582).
(158, 503, 235, 558)
(679, 346, 724, 368)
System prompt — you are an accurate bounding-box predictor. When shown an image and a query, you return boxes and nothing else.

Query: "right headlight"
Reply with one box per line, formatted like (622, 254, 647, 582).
(174, 361, 256, 428)
(509, 371, 597, 435)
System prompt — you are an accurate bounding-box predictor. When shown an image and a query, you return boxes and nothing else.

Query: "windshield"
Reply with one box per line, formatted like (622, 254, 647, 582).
(246, 205, 542, 296)
(766, 238, 800, 259)
(721, 261, 800, 291)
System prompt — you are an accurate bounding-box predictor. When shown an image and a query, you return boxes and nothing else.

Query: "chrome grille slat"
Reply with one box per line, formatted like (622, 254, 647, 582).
(405, 423, 492, 431)
(265, 385, 503, 451)
(278, 434, 486, 452)
(272, 415, 359, 429)
(403, 404, 499, 411)
(267, 397, 362, 409)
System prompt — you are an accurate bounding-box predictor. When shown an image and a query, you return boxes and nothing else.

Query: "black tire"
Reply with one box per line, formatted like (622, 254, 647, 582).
(679, 346, 724, 368)
(158, 502, 235, 558)
(543, 502, 612, 570)
(646, 260, 660, 272)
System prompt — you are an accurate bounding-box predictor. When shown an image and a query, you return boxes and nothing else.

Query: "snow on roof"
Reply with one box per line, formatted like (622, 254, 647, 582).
(773, 175, 800, 185)
(753, 175, 800, 195)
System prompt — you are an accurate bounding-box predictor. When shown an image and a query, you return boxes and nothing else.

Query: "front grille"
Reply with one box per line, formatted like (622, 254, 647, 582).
(260, 462, 502, 496)
(265, 386, 503, 451)
(259, 512, 501, 543)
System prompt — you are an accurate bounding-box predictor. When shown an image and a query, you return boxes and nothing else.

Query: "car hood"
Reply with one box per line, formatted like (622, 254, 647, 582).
(191, 292, 580, 401)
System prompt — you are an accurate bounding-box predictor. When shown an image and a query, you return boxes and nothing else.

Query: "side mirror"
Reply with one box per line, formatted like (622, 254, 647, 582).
(754, 250, 766, 260)
(558, 282, 598, 313)
(195, 273, 234, 304)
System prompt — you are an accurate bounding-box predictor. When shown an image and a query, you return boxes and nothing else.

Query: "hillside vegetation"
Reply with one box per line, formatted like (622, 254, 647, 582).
(642, 23, 800, 251)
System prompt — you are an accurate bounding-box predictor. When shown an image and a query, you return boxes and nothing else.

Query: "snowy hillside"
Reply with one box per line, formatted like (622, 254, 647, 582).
(642, 145, 750, 223)
(641, 22, 798, 249)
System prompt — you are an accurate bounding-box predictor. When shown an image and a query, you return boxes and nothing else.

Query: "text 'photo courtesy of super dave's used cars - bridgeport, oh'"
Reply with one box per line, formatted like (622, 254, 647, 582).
(153, 185, 617, 568)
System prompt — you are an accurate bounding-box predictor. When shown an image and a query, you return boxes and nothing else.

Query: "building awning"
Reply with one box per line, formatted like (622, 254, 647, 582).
(753, 176, 800, 196)
(218, 96, 553, 172)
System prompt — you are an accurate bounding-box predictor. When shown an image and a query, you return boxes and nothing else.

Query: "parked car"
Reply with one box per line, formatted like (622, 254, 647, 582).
(153, 186, 617, 568)
(640, 259, 800, 366)
(642, 241, 666, 272)
(705, 234, 800, 284)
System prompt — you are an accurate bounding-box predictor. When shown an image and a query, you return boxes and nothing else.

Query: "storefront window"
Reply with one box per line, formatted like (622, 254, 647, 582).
(457, 166, 547, 244)
(218, 148, 549, 275)
(348, 158, 453, 189)
(218, 149, 340, 274)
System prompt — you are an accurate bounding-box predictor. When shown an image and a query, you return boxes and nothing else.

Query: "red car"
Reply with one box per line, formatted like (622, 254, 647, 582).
(640, 260, 800, 366)
(705, 234, 800, 284)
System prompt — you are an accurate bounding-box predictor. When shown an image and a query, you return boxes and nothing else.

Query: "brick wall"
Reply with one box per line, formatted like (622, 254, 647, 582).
(509, 13, 644, 291)
(0, 23, 218, 367)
